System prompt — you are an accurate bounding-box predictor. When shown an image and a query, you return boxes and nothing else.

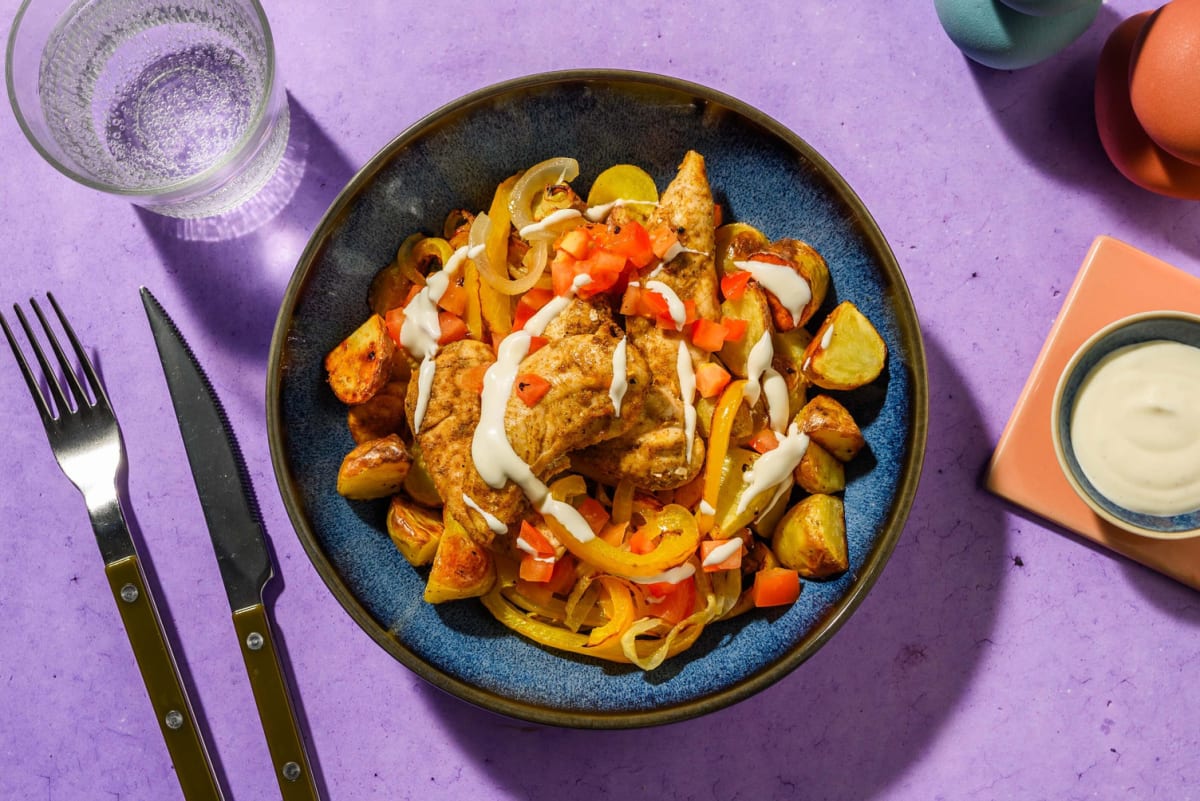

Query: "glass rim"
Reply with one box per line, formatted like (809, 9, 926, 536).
(5, 0, 281, 199)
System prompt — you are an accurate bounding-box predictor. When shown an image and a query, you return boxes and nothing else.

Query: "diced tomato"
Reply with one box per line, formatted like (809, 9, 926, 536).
(605, 220, 655, 268)
(514, 286, 560, 330)
(649, 577, 696, 626)
(557, 227, 591, 259)
(619, 284, 644, 316)
(648, 224, 679, 259)
(576, 497, 610, 535)
(551, 251, 579, 296)
(436, 311, 467, 345)
(512, 302, 536, 331)
(701, 538, 743, 572)
(629, 526, 658, 555)
(527, 335, 548, 355)
(683, 300, 697, 326)
(519, 553, 556, 583)
(575, 249, 628, 298)
(721, 317, 748, 342)
(518, 520, 556, 557)
(752, 567, 801, 607)
(695, 362, 732, 399)
(436, 282, 468, 317)
(748, 428, 780, 453)
(403, 284, 423, 307)
(691, 318, 727, 352)
(641, 290, 670, 320)
(514, 373, 551, 406)
(546, 554, 577, 595)
(458, 363, 489, 394)
(720, 270, 752, 301)
(384, 307, 405, 347)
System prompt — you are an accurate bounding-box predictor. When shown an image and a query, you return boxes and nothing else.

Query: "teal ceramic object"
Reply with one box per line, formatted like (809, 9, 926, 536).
(935, 0, 1101, 69)
(267, 70, 928, 728)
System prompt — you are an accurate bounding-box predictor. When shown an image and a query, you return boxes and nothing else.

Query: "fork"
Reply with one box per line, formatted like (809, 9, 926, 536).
(1, 294, 224, 801)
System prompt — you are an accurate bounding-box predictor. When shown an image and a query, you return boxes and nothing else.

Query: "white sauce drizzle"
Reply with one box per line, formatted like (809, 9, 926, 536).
(519, 208, 582, 239)
(401, 243, 483, 432)
(677, 342, 697, 458)
(627, 562, 697, 585)
(737, 423, 810, 515)
(733, 258, 811, 325)
(610, 337, 628, 417)
(470, 274, 597, 543)
(462, 494, 508, 536)
(743, 331, 774, 408)
(702, 538, 743, 568)
(584, 198, 658, 222)
(821, 323, 835, 350)
(645, 280, 687, 330)
(762, 369, 790, 433)
(662, 241, 709, 264)
(515, 536, 555, 561)
(698, 499, 716, 516)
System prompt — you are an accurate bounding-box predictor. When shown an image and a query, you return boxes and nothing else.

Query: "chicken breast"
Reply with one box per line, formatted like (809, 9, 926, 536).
(571, 151, 719, 490)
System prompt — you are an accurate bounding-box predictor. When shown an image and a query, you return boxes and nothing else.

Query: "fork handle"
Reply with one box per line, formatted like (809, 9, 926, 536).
(105, 555, 224, 801)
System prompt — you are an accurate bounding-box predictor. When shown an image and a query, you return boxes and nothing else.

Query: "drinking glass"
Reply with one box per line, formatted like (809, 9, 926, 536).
(7, 0, 288, 220)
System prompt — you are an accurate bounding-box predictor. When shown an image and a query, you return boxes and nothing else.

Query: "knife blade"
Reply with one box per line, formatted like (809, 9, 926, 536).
(141, 287, 319, 801)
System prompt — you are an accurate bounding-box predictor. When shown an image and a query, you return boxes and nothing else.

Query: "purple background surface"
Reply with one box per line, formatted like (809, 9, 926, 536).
(2, 2, 1199, 799)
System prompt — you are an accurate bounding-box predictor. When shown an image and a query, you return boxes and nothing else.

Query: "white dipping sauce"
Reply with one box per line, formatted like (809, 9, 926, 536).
(1069, 340, 1200, 516)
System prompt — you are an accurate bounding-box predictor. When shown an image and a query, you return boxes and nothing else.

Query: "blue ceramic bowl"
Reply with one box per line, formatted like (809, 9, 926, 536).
(267, 70, 928, 727)
(1052, 311, 1200, 539)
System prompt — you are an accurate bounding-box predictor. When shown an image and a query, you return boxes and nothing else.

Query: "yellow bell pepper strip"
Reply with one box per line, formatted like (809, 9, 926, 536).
(460, 260, 484, 341)
(476, 175, 517, 339)
(586, 577, 636, 646)
(546, 504, 700, 578)
(699, 380, 746, 534)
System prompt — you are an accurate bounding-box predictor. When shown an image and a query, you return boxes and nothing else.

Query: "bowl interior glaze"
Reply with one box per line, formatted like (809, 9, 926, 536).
(267, 70, 928, 728)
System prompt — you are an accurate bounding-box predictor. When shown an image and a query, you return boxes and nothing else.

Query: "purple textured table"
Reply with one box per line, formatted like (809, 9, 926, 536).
(3, 2, 1198, 799)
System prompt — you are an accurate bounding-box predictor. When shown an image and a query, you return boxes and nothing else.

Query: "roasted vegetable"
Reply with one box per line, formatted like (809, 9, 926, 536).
(424, 517, 496, 603)
(772, 494, 848, 578)
(715, 222, 769, 276)
(710, 447, 780, 536)
(772, 327, 813, 420)
(402, 442, 443, 507)
(797, 395, 865, 462)
(336, 434, 412, 500)
(386, 496, 442, 566)
(347, 380, 408, 444)
(802, 301, 887, 390)
(763, 238, 829, 330)
(717, 284, 773, 378)
(586, 164, 658, 223)
(793, 441, 846, 495)
(325, 314, 397, 405)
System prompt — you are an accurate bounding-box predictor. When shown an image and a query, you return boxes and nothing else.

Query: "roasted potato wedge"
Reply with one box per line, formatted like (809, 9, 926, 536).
(347, 380, 409, 444)
(336, 434, 412, 500)
(772, 494, 848, 578)
(386, 496, 443, 566)
(802, 301, 887, 390)
(717, 284, 773, 378)
(403, 442, 443, 507)
(325, 314, 397, 405)
(424, 517, 496, 603)
(715, 222, 769, 277)
(695, 391, 759, 446)
(797, 394, 865, 462)
(711, 447, 782, 536)
(793, 441, 846, 494)
(762, 238, 829, 330)
(751, 481, 791, 539)
(772, 327, 813, 420)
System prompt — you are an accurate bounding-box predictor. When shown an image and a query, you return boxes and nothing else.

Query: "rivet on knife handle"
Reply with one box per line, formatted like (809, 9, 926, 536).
(232, 605, 318, 801)
(106, 555, 223, 801)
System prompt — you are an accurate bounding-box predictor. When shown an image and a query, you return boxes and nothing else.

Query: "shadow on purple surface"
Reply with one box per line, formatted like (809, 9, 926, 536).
(417, 334, 1006, 800)
(966, 5, 1200, 261)
(135, 95, 357, 365)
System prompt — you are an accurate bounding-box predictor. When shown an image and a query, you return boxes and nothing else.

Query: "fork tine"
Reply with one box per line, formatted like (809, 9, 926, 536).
(0, 308, 54, 422)
(45, 293, 107, 411)
(13, 302, 71, 419)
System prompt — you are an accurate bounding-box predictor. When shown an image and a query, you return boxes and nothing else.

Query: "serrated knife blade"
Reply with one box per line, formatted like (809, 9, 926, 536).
(141, 287, 319, 801)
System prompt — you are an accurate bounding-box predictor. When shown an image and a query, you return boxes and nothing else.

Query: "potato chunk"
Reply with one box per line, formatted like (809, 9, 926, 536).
(772, 494, 848, 578)
(347, 380, 408, 444)
(762, 238, 829, 331)
(386, 496, 442, 566)
(336, 434, 412, 500)
(797, 395, 865, 462)
(717, 285, 772, 378)
(793, 441, 846, 494)
(424, 518, 496, 603)
(325, 314, 397, 405)
(802, 301, 887, 390)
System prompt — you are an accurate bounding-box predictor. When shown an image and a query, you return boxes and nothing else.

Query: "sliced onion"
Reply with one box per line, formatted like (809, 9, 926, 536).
(469, 212, 549, 296)
(508, 157, 579, 233)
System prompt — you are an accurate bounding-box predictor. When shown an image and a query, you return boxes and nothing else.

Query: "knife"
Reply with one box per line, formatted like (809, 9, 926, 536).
(141, 287, 319, 801)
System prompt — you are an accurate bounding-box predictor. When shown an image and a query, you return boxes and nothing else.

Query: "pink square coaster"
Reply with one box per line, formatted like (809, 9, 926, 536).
(986, 236, 1200, 590)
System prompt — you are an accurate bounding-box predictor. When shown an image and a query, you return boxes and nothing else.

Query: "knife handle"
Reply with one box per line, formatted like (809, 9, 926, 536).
(232, 604, 319, 801)
(105, 555, 223, 801)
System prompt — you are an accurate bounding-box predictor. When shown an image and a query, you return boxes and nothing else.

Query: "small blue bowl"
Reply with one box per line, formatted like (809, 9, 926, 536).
(1052, 311, 1200, 539)
(267, 70, 928, 727)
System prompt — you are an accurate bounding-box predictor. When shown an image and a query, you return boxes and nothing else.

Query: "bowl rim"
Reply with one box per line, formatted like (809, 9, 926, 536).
(1050, 309, 1200, 540)
(265, 68, 929, 728)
